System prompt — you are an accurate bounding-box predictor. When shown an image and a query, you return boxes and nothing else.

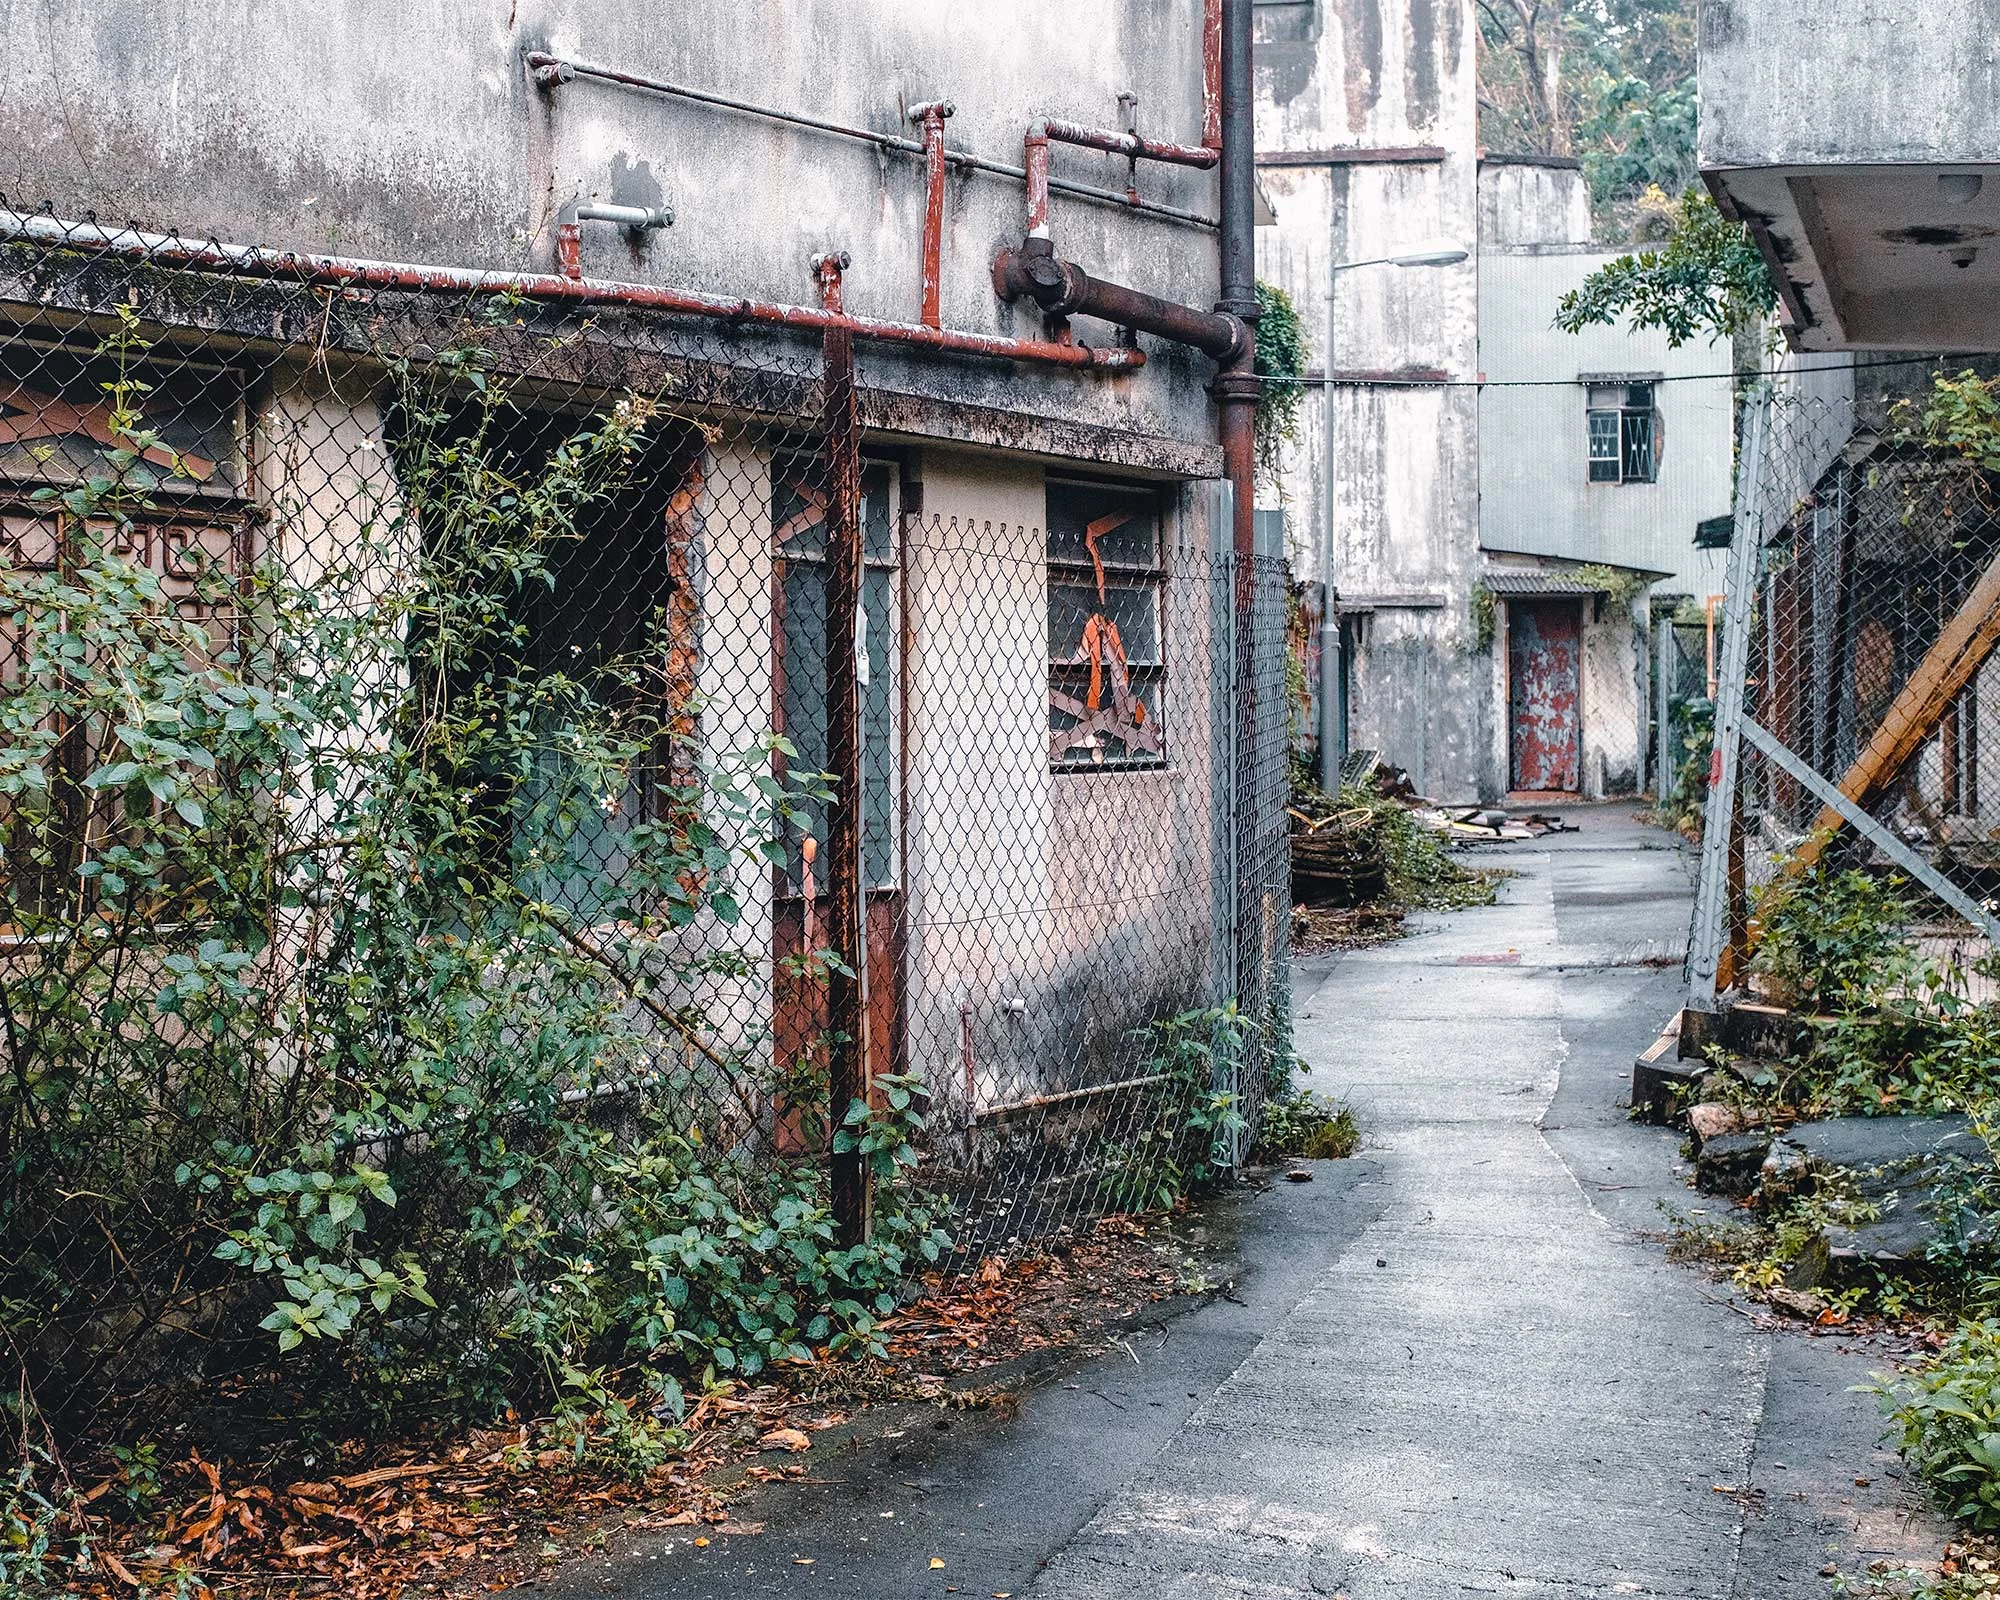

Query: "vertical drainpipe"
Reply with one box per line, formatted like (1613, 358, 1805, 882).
(908, 100, 954, 327)
(1216, 0, 1261, 1030)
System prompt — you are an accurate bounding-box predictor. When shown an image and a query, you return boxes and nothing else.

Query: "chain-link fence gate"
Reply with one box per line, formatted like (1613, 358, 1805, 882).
(1691, 377, 2000, 1001)
(0, 216, 1289, 1469)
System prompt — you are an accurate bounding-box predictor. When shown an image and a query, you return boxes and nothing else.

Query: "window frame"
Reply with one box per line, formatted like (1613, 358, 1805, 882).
(1045, 474, 1170, 774)
(769, 452, 904, 894)
(1585, 381, 1659, 486)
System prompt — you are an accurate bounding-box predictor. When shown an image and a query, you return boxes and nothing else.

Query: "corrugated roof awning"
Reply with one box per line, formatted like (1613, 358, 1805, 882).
(1482, 567, 1669, 597)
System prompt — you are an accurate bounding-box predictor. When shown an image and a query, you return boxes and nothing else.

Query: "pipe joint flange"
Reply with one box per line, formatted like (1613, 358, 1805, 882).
(526, 52, 574, 88)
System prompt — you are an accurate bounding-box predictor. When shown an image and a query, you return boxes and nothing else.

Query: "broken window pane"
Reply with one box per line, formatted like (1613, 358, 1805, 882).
(1621, 406, 1657, 482)
(1047, 477, 1167, 770)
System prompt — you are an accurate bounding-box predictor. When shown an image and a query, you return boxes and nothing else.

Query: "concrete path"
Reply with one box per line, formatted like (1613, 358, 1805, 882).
(1036, 809, 1766, 1598)
(552, 808, 1941, 1600)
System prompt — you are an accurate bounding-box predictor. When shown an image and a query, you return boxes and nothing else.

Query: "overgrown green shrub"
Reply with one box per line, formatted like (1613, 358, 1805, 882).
(1877, 1318, 2000, 1532)
(1752, 867, 1917, 1012)
(0, 310, 949, 1472)
(1099, 1008, 1253, 1212)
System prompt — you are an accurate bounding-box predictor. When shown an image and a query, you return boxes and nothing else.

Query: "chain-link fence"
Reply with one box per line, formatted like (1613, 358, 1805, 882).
(1690, 374, 2000, 999)
(0, 218, 1289, 1468)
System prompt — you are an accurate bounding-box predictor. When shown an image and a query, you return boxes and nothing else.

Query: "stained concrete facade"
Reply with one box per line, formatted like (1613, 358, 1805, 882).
(0, 4, 1246, 1121)
(1256, 4, 1734, 801)
(1700, 0, 2000, 350)
(1254, 0, 1485, 800)
(1476, 159, 1736, 799)
(0, 0, 1227, 468)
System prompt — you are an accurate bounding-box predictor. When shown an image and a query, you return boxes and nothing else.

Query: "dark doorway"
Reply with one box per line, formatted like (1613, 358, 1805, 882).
(1509, 599, 1582, 792)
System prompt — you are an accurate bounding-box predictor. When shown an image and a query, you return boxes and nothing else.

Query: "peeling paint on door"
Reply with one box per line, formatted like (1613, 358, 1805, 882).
(1509, 600, 1581, 791)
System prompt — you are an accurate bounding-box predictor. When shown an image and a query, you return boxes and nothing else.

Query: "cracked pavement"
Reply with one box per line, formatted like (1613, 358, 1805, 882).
(551, 808, 1944, 1600)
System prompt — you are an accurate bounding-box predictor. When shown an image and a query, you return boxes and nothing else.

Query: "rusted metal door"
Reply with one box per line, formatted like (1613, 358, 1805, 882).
(1509, 599, 1582, 792)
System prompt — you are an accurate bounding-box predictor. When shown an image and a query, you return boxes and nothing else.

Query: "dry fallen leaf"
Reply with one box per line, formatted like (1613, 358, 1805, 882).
(759, 1427, 812, 1453)
(930, 1557, 946, 1568)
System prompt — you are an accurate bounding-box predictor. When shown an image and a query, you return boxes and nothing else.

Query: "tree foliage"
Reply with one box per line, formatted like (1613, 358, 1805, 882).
(1480, 0, 1699, 241)
(1552, 187, 1778, 347)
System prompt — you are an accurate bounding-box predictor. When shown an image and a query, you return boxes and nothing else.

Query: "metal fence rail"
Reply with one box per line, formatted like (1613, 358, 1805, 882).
(1691, 376, 2000, 1000)
(0, 220, 1289, 1463)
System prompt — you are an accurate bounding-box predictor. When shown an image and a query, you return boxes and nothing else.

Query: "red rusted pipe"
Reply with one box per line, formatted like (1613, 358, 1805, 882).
(555, 219, 582, 280)
(0, 209, 1144, 373)
(993, 243, 1249, 365)
(1041, 118, 1220, 170)
(1024, 124, 1052, 240)
(1203, 0, 1223, 149)
(908, 99, 953, 328)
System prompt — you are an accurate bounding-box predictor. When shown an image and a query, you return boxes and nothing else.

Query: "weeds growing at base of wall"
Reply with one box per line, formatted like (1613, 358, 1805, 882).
(1652, 696, 1711, 840)
(1097, 1008, 1252, 1213)
(1876, 1317, 2000, 1534)
(0, 317, 952, 1508)
(1254, 1074, 1360, 1161)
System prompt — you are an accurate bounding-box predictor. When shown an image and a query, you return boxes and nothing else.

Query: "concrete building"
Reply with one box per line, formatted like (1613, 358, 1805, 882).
(0, 2, 1275, 1159)
(1255, 1, 1736, 801)
(1477, 157, 1734, 798)
(1700, 0, 2000, 353)
(1695, 0, 2000, 915)
(1252, 0, 1485, 801)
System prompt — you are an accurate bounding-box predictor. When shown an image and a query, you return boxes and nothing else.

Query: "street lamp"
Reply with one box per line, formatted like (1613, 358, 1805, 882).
(1317, 240, 1470, 793)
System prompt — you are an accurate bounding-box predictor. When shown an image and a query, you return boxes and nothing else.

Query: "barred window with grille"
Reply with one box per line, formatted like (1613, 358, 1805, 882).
(1046, 477, 1168, 771)
(1586, 382, 1658, 484)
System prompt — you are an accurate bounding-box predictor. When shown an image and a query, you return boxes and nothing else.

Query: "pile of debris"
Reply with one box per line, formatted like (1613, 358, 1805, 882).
(1636, 1000, 1996, 1312)
(1290, 755, 1513, 951)
(1434, 805, 1576, 842)
(1289, 804, 1389, 906)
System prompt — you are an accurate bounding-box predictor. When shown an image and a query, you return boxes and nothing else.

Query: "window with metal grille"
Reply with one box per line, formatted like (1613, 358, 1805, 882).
(1047, 477, 1167, 770)
(0, 342, 251, 916)
(1586, 382, 1658, 484)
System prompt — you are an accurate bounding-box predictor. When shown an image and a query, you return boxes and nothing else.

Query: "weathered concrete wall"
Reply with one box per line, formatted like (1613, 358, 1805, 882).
(1477, 158, 1593, 250)
(1255, 0, 1487, 798)
(901, 452, 1220, 1124)
(0, 0, 1223, 462)
(1478, 247, 1734, 600)
(1699, 0, 2000, 170)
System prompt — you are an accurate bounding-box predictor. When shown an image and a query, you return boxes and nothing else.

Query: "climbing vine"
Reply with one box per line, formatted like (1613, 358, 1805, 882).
(1469, 581, 1498, 654)
(1570, 562, 1651, 609)
(1254, 280, 1310, 481)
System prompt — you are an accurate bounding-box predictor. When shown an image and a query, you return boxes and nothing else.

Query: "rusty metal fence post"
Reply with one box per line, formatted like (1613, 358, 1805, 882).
(815, 252, 871, 1244)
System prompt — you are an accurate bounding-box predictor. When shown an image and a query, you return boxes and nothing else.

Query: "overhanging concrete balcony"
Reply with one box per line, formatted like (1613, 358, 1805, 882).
(1700, 0, 2000, 350)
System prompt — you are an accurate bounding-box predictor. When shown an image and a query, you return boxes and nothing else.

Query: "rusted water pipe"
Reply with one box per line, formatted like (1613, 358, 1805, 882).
(992, 239, 1249, 366)
(1040, 118, 1219, 169)
(906, 99, 954, 327)
(1217, 0, 1261, 1040)
(0, 209, 1144, 374)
